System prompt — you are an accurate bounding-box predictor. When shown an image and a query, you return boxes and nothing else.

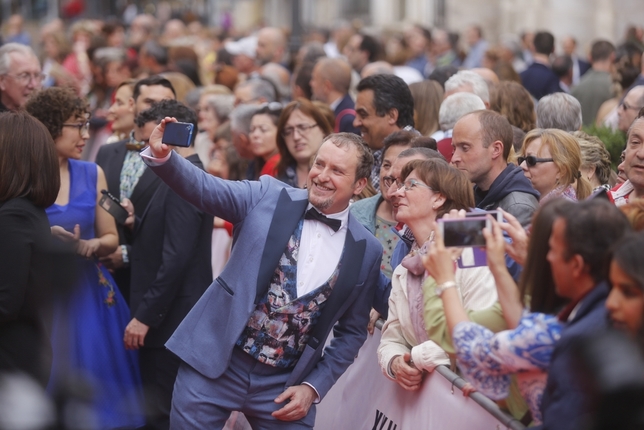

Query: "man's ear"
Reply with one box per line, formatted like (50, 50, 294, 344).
(387, 108, 399, 126)
(490, 140, 505, 160)
(0, 76, 7, 92)
(352, 177, 368, 197)
(570, 254, 587, 279)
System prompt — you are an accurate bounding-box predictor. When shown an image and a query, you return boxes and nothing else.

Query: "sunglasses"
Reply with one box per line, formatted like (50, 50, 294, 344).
(518, 155, 554, 167)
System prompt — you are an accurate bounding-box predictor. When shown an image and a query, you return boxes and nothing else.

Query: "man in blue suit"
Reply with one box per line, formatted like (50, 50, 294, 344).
(142, 127, 382, 429)
(536, 199, 631, 430)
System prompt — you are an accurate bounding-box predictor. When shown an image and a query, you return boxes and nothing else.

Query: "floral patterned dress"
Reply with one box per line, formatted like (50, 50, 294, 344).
(46, 159, 144, 429)
(452, 311, 563, 425)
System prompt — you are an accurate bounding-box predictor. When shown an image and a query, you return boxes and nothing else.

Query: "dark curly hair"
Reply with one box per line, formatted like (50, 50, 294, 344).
(24, 87, 88, 141)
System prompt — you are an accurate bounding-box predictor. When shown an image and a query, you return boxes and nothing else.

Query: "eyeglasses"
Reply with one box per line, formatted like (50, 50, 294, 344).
(620, 101, 644, 112)
(517, 155, 554, 167)
(400, 178, 433, 192)
(63, 121, 90, 135)
(258, 101, 283, 114)
(4, 72, 46, 85)
(282, 123, 318, 137)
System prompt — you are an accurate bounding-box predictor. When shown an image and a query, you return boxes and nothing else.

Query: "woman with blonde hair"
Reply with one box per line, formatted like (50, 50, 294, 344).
(409, 80, 443, 136)
(518, 128, 592, 202)
(572, 130, 617, 191)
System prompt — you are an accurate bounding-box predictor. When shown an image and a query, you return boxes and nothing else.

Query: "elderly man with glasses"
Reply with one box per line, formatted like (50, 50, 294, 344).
(618, 85, 644, 134)
(0, 43, 44, 112)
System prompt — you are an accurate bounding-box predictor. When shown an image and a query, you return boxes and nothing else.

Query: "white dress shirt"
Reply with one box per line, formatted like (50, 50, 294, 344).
(297, 204, 349, 297)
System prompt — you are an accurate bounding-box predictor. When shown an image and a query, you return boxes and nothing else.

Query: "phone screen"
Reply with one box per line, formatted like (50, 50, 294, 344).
(440, 217, 489, 248)
(162, 122, 195, 147)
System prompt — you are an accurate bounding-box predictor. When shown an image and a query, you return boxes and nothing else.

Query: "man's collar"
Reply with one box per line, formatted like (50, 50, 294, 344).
(306, 203, 350, 232)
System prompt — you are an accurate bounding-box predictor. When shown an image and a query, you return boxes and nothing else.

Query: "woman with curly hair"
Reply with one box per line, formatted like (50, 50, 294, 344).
(25, 87, 144, 429)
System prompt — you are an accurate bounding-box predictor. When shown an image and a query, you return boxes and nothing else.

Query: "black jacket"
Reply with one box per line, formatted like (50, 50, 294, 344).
(129, 154, 214, 347)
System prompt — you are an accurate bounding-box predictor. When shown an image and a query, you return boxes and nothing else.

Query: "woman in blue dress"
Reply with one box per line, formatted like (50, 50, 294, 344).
(26, 88, 144, 429)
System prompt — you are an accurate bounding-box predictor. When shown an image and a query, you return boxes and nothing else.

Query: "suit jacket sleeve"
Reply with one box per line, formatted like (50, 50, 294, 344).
(0, 203, 38, 321)
(145, 151, 266, 224)
(133, 187, 207, 327)
(302, 253, 380, 399)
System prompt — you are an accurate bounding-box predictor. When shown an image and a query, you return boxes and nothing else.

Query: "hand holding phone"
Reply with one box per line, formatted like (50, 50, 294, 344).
(99, 190, 129, 225)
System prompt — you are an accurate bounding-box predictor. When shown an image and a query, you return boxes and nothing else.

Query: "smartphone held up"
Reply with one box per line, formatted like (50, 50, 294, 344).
(162, 121, 195, 147)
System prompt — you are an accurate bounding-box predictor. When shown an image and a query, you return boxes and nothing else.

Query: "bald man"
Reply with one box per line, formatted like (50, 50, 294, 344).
(256, 27, 287, 66)
(310, 57, 361, 134)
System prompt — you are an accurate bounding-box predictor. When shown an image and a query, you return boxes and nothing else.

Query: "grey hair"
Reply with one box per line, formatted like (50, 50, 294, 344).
(536, 93, 582, 131)
(444, 70, 490, 103)
(229, 104, 262, 135)
(204, 94, 235, 123)
(237, 78, 277, 103)
(439, 93, 486, 131)
(0, 43, 37, 76)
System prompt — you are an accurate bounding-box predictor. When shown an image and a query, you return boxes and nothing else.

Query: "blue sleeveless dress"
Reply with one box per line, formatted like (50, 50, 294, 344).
(46, 159, 144, 429)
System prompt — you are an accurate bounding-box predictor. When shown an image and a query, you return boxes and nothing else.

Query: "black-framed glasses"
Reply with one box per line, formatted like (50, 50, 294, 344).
(518, 155, 554, 167)
(282, 123, 318, 138)
(3, 72, 46, 85)
(63, 121, 90, 135)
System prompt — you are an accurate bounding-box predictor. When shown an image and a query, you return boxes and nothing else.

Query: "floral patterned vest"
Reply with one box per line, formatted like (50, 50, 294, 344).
(235, 219, 342, 368)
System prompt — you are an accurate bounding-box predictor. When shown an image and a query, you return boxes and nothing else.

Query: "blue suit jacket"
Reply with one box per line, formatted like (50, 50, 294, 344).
(537, 281, 611, 430)
(148, 153, 382, 399)
(520, 62, 562, 100)
(334, 94, 361, 135)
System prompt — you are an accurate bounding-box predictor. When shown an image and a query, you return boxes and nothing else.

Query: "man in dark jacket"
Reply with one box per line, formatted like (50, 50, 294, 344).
(536, 199, 631, 430)
(123, 100, 213, 430)
(520, 31, 561, 100)
(451, 110, 539, 226)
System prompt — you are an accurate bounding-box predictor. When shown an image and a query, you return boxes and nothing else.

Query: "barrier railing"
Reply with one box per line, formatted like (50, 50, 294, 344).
(224, 320, 527, 429)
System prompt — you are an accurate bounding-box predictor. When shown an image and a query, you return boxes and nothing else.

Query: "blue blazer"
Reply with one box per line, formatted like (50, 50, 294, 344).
(537, 281, 611, 430)
(334, 94, 361, 135)
(148, 153, 382, 399)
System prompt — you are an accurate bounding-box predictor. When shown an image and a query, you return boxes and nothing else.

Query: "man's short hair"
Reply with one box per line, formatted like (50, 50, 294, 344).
(468, 110, 513, 160)
(142, 40, 169, 66)
(237, 78, 278, 103)
(444, 70, 490, 103)
(316, 57, 352, 94)
(590, 40, 616, 63)
(0, 43, 37, 75)
(398, 146, 444, 161)
(533, 31, 555, 56)
(359, 34, 383, 63)
(135, 99, 197, 132)
(230, 104, 262, 135)
(552, 55, 573, 78)
(322, 132, 374, 181)
(439, 92, 486, 131)
(536, 93, 582, 131)
(557, 199, 631, 283)
(356, 74, 415, 129)
(133, 75, 176, 102)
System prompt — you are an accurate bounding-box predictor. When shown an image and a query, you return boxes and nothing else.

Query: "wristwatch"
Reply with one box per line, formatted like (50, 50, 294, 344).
(435, 281, 457, 297)
(121, 244, 130, 266)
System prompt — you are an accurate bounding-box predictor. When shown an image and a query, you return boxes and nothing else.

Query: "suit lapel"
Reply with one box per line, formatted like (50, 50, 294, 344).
(255, 188, 308, 298)
(130, 166, 160, 204)
(309, 226, 365, 344)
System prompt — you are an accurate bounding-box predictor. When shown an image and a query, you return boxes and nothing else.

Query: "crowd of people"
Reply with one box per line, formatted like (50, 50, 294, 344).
(1, 10, 644, 430)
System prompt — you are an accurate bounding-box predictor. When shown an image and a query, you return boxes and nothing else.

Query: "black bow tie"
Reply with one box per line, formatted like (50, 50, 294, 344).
(304, 208, 341, 232)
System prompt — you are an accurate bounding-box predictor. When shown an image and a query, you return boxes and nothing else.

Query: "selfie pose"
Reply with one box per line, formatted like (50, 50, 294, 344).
(26, 87, 144, 429)
(377, 158, 497, 390)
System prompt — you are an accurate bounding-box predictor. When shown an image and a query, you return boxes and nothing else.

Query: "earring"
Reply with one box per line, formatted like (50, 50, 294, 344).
(432, 204, 437, 210)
